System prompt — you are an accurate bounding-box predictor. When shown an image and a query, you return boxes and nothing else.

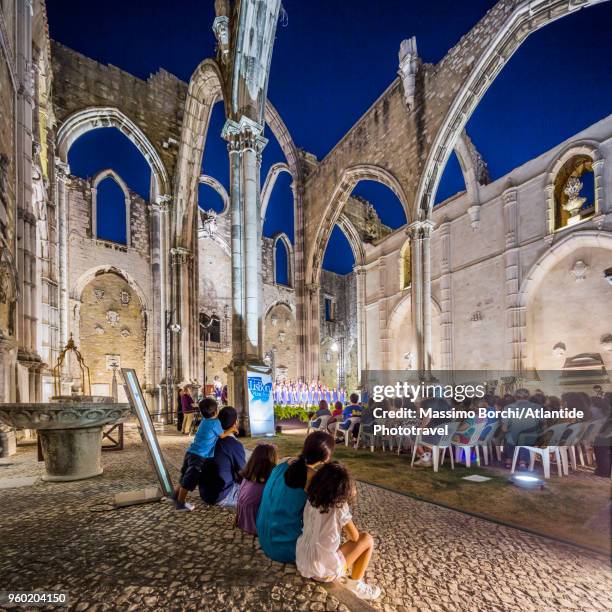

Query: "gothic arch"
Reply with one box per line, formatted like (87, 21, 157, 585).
(91, 169, 131, 246)
(309, 164, 409, 285)
(261, 162, 293, 221)
(56, 107, 169, 198)
(272, 232, 294, 287)
(336, 214, 366, 268)
(71, 265, 150, 312)
(199, 174, 230, 215)
(416, 0, 607, 218)
(518, 230, 612, 310)
(174, 60, 302, 247)
(173, 59, 225, 247)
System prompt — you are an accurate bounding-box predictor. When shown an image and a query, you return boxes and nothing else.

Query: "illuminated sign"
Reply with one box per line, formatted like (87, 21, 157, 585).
(246, 368, 275, 436)
(121, 368, 173, 496)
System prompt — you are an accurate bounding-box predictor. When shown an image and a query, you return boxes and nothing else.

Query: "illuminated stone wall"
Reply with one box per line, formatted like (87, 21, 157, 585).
(78, 272, 146, 396)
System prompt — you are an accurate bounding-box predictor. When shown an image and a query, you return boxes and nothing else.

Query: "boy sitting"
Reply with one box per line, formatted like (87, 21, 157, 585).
(174, 397, 231, 510)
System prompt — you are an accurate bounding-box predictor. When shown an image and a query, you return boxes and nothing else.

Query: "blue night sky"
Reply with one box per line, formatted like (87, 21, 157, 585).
(49, 0, 612, 274)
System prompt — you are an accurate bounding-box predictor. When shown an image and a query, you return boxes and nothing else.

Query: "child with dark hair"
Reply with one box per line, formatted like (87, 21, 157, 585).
(173, 397, 231, 511)
(296, 462, 380, 601)
(236, 443, 278, 535)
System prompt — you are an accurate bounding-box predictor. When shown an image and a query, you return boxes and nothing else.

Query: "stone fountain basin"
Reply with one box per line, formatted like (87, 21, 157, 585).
(0, 402, 132, 482)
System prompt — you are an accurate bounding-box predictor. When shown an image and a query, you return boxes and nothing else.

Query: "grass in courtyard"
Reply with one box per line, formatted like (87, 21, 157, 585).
(242, 433, 611, 554)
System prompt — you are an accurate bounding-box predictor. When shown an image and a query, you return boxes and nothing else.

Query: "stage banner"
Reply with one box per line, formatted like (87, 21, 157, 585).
(246, 368, 275, 436)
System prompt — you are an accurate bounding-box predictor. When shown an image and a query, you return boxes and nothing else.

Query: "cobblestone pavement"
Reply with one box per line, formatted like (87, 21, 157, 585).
(0, 424, 611, 611)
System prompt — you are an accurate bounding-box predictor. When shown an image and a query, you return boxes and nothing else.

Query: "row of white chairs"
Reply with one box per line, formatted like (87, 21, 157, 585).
(308, 414, 609, 479)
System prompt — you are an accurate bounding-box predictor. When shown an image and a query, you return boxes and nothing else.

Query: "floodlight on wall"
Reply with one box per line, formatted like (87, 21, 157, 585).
(330, 341, 339, 353)
(604, 267, 612, 286)
(169, 323, 181, 333)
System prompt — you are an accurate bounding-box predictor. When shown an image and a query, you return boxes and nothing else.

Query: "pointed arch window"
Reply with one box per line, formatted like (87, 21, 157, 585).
(273, 233, 293, 288)
(92, 170, 130, 246)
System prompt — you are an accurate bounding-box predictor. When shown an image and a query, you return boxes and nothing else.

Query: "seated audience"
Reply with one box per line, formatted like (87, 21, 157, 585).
(198, 406, 246, 507)
(236, 443, 277, 535)
(256, 431, 335, 563)
(296, 462, 380, 601)
(338, 393, 362, 441)
(174, 397, 230, 511)
(501, 389, 543, 468)
(310, 400, 332, 429)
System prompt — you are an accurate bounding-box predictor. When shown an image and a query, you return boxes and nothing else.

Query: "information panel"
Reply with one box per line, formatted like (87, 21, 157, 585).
(121, 368, 174, 496)
(246, 368, 275, 436)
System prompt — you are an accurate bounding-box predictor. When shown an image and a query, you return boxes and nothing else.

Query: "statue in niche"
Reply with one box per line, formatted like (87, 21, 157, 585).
(94, 288, 105, 302)
(563, 176, 587, 222)
(403, 351, 414, 370)
(0, 253, 17, 337)
(200, 210, 217, 239)
(31, 144, 48, 220)
(119, 290, 131, 306)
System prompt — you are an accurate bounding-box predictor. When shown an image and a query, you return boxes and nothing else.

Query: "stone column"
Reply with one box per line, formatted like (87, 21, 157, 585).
(305, 283, 321, 383)
(408, 219, 435, 375)
(377, 257, 389, 370)
(354, 265, 367, 383)
(170, 246, 191, 386)
(55, 160, 70, 348)
(150, 195, 170, 418)
(222, 116, 269, 430)
(438, 219, 453, 370)
(592, 158, 607, 216)
(503, 187, 523, 374)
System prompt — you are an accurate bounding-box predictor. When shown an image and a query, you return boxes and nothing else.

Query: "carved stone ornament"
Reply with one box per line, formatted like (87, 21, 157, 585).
(120, 328, 131, 338)
(106, 310, 119, 327)
(271, 314, 278, 327)
(94, 325, 105, 336)
(200, 210, 218, 238)
(571, 260, 588, 282)
(105, 354, 121, 371)
(552, 342, 566, 358)
(119, 290, 131, 306)
(470, 311, 483, 325)
(94, 288, 105, 302)
(278, 331, 286, 344)
(403, 352, 414, 370)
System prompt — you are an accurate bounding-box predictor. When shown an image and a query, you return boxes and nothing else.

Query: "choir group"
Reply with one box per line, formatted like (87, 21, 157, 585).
(273, 381, 348, 406)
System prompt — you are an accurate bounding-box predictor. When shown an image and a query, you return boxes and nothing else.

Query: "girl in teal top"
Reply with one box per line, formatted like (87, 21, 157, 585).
(256, 431, 335, 564)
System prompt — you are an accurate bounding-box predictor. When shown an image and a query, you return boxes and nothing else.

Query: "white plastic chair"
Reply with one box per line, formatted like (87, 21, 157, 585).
(354, 420, 376, 452)
(339, 416, 360, 446)
(558, 422, 586, 473)
(411, 422, 460, 473)
(475, 421, 500, 466)
(511, 423, 568, 479)
(453, 421, 487, 468)
(307, 414, 330, 435)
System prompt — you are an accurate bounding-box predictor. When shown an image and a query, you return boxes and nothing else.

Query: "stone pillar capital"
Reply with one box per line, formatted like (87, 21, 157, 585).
(55, 160, 70, 182)
(153, 194, 172, 213)
(407, 219, 435, 239)
(502, 186, 518, 207)
(222, 116, 268, 154)
(170, 247, 191, 265)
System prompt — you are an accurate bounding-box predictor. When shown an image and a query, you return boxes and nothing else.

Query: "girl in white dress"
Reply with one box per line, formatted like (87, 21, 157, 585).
(296, 462, 380, 601)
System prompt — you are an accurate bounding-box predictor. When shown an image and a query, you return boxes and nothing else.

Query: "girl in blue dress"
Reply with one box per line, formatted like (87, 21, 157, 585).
(256, 431, 335, 563)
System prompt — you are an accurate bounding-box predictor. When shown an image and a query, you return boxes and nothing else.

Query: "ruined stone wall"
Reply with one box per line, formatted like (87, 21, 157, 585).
(319, 270, 358, 388)
(51, 42, 186, 177)
(78, 272, 146, 397)
(66, 176, 153, 389)
(364, 118, 612, 385)
(264, 302, 297, 382)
